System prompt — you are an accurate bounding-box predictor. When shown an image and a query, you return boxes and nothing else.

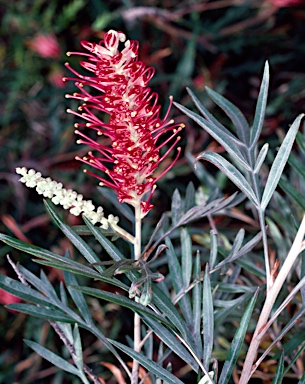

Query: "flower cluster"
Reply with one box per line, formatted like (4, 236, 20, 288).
(16, 167, 118, 229)
(64, 29, 184, 216)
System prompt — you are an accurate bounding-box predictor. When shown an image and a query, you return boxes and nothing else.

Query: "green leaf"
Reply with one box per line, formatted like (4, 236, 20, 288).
(251, 61, 269, 146)
(171, 189, 183, 225)
(209, 231, 218, 270)
(203, 265, 214, 370)
(184, 182, 196, 212)
(64, 261, 93, 325)
(166, 237, 193, 325)
(24, 340, 80, 376)
(198, 152, 259, 206)
(174, 100, 248, 168)
(261, 113, 304, 210)
(177, 194, 238, 227)
(142, 315, 199, 372)
(298, 372, 305, 384)
(44, 200, 104, 272)
(279, 177, 305, 211)
(193, 253, 203, 357)
(0, 274, 56, 308)
(70, 286, 173, 328)
(181, 228, 192, 287)
(83, 216, 126, 263)
(33, 258, 128, 291)
(288, 153, 305, 180)
(7, 304, 75, 323)
(205, 86, 250, 145)
(0, 235, 111, 286)
(254, 143, 269, 173)
(296, 131, 305, 154)
(72, 324, 85, 370)
(152, 286, 190, 343)
(272, 350, 284, 384)
(218, 289, 259, 384)
(110, 340, 185, 384)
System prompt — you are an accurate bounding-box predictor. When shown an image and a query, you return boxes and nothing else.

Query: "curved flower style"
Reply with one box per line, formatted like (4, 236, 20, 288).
(64, 30, 183, 216)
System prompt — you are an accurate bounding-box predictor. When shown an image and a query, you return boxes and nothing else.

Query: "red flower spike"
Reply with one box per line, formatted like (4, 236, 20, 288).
(64, 30, 184, 216)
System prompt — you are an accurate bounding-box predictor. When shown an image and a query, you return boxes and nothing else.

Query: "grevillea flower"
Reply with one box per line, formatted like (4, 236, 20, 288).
(16, 167, 119, 229)
(28, 33, 61, 59)
(64, 30, 184, 216)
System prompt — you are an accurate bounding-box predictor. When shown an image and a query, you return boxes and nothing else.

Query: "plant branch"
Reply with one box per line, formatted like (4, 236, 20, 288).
(238, 214, 305, 384)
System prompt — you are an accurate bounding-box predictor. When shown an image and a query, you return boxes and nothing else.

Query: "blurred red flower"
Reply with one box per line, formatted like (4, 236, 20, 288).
(28, 33, 61, 59)
(0, 288, 21, 306)
(271, 0, 304, 6)
(48, 69, 66, 88)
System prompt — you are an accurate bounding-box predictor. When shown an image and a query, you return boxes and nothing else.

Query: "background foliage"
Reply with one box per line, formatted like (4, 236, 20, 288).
(1, 0, 305, 383)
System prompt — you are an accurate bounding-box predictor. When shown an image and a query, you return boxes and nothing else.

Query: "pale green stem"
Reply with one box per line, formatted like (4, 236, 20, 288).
(239, 214, 305, 384)
(110, 222, 136, 244)
(131, 199, 142, 384)
(258, 209, 271, 292)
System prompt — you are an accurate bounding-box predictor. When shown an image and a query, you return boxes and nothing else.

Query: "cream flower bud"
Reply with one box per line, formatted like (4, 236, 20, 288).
(16, 167, 117, 228)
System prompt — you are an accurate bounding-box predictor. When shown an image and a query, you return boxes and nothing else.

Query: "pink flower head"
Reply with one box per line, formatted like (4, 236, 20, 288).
(64, 30, 183, 216)
(29, 33, 61, 59)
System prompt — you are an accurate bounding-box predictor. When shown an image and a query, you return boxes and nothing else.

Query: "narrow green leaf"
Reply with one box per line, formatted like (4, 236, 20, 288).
(24, 340, 80, 376)
(272, 350, 284, 384)
(251, 61, 269, 146)
(184, 182, 196, 212)
(177, 194, 238, 227)
(254, 143, 269, 173)
(181, 228, 192, 287)
(64, 263, 93, 325)
(0, 233, 65, 263)
(70, 286, 173, 328)
(198, 152, 259, 206)
(33, 258, 128, 291)
(7, 304, 75, 323)
(171, 189, 183, 225)
(296, 131, 305, 154)
(193, 252, 203, 357)
(261, 113, 304, 210)
(173, 102, 248, 168)
(209, 231, 218, 270)
(110, 340, 185, 384)
(44, 200, 104, 272)
(203, 265, 214, 370)
(152, 286, 190, 343)
(205, 86, 250, 145)
(72, 324, 84, 368)
(166, 237, 193, 325)
(218, 289, 259, 384)
(298, 372, 305, 384)
(83, 216, 126, 263)
(0, 274, 56, 308)
(279, 177, 305, 211)
(288, 153, 305, 180)
(142, 315, 198, 372)
(214, 291, 255, 323)
(184, 88, 245, 149)
(0, 234, 117, 288)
